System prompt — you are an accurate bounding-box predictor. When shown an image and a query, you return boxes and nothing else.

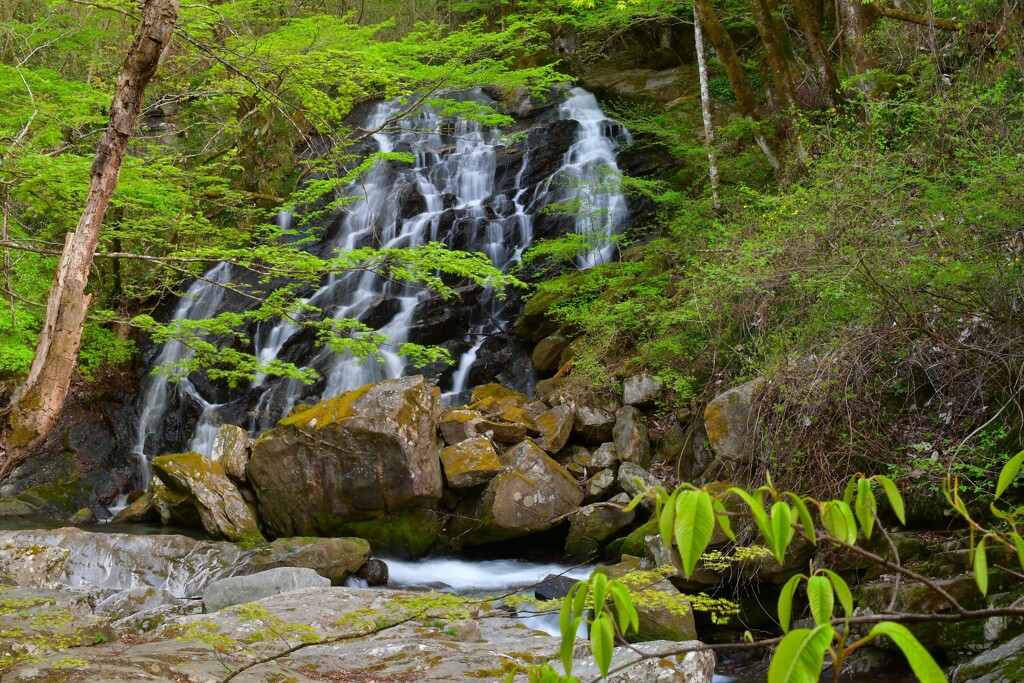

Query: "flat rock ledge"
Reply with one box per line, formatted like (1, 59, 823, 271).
(1, 585, 715, 683)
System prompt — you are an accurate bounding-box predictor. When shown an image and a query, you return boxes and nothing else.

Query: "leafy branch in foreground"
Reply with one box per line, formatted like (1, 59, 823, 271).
(519, 450, 1024, 683)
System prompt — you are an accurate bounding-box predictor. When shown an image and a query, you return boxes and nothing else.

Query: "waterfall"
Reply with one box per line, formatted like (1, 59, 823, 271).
(542, 87, 632, 269)
(133, 86, 631, 480)
(130, 262, 231, 485)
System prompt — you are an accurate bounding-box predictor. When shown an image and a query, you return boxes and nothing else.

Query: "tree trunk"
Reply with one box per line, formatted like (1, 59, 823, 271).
(692, 0, 780, 170)
(750, 0, 802, 111)
(0, 0, 179, 482)
(694, 6, 720, 206)
(792, 0, 843, 105)
(840, 0, 878, 73)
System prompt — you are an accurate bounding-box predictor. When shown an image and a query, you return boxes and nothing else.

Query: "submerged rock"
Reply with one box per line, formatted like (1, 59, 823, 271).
(248, 376, 443, 554)
(152, 451, 263, 544)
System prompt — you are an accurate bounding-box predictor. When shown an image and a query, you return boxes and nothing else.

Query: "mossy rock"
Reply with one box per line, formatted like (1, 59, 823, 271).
(605, 517, 657, 562)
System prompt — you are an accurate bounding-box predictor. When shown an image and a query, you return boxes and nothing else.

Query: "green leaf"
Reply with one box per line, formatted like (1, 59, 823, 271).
(843, 476, 858, 505)
(591, 572, 608, 618)
(1010, 532, 1024, 572)
(995, 450, 1024, 500)
(674, 490, 716, 577)
(778, 574, 803, 632)
(560, 584, 581, 673)
(786, 493, 817, 545)
(591, 612, 615, 678)
(572, 582, 589, 621)
(806, 575, 834, 627)
(855, 477, 876, 541)
(770, 502, 795, 563)
(822, 501, 858, 545)
(730, 487, 773, 545)
(820, 569, 853, 619)
(974, 536, 989, 597)
(609, 582, 639, 635)
(712, 498, 736, 541)
(659, 490, 678, 554)
(873, 475, 906, 525)
(768, 625, 834, 683)
(868, 623, 947, 683)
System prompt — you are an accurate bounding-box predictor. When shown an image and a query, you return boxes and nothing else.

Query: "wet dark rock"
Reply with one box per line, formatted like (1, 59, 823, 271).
(535, 573, 578, 601)
(359, 294, 402, 330)
(357, 558, 390, 586)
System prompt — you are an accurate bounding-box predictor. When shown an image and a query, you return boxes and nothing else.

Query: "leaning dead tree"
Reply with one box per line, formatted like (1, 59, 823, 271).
(0, 0, 180, 481)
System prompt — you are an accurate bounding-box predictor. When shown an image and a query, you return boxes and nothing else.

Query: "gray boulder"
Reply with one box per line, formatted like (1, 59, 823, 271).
(703, 377, 766, 471)
(613, 406, 650, 467)
(953, 632, 1024, 682)
(564, 503, 635, 558)
(209, 423, 251, 483)
(617, 462, 665, 509)
(248, 376, 443, 554)
(202, 567, 330, 612)
(623, 375, 662, 407)
(574, 405, 617, 444)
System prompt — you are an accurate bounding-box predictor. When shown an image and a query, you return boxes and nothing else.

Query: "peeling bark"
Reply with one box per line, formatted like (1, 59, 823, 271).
(0, 0, 179, 482)
(694, 7, 720, 206)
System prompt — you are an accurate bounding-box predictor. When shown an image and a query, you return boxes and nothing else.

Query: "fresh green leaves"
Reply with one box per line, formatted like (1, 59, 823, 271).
(995, 450, 1024, 500)
(768, 625, 833, 683)
(867, 623, 947, 683)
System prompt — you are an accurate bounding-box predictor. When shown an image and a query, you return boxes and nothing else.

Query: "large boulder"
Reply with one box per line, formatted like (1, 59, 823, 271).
(209, 423, 250, 483)
(565, 502, 635, 558)
(623, 375, 662, 407)
(248, 537, 370, 585)
(597, 556, 699, 643)
(535, 404, 574, 454)
(613, 406, 650, 467)
(202, 567, 330, 612)
(151, 452, 263, 544)
(574, 405, 617, 444)
(703, 378, 766, 471)
(110, 491, 159, 524)
(441, 436, 504, 488)
(248, 376, 444, 554)
(462, 439, 584, 544)
(953, 632, 1024, 683)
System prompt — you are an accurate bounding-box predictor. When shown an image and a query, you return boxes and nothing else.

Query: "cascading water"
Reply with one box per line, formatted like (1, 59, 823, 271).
(132, 86, 631, 482)
(129, 262, 231, 489)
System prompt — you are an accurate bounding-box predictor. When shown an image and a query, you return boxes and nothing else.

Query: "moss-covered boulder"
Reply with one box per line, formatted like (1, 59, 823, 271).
(439, 409, 484, 446)
(110, 492, 159, 524)
(953, 632, 1024, 682)
(468, 383, 527, 413)
(531, 332, 569, 373)
(535, 404, 574, 454)
(441, 436, 503, 488)
(703, 378, 765, 473)
(596, 556, 698, 643)
(458, 439, 584, 545)
(248, 537, 370, 585)
(248, 376, 443, 554)
(564, 502, 635, 558)
(152, 452, 263, 544)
